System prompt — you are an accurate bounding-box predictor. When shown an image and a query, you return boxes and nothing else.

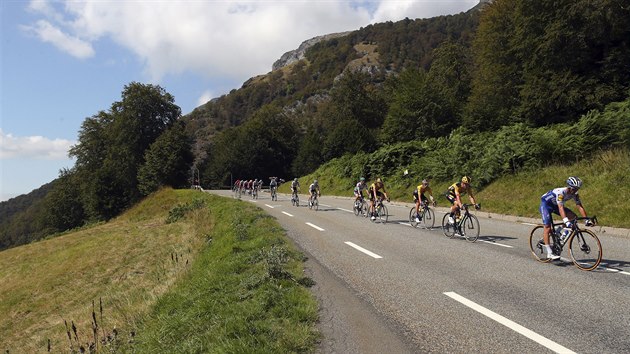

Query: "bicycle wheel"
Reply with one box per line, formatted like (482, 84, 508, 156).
(442, 214, 455, 238)
(360, 202, 369, 217)
(421, 207, 436, 229)
(354, 201, 361, 216)
(460, 214, 480, 242)
(568, 229, 602, 271)
(409, 208, 419, 228)
(295, 195, 299, 207)
(308, 198, 312, 209)
(314, 198, 319, 211)
(529, 225, 555, 263)
(377, 204, 388, 223)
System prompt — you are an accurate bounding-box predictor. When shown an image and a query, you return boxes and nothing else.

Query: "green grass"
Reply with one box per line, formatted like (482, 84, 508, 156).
(1, 188, 319, 353)
(290, 148, 630, 228)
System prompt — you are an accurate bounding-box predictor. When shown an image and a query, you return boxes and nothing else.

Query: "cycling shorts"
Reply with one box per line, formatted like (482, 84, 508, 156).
(539, 200, 574, 226)
(445, 193, 457, 205)
(370, 191, 384, 201)
(413, 190, 428, 203)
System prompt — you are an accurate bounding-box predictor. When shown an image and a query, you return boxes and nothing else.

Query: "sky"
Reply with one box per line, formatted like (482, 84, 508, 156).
(0, 0, 478, 202)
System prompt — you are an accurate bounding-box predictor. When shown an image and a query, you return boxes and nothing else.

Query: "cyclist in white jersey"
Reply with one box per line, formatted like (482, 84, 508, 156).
(353, 177, 367, 204)
(539, 176, 594, 260)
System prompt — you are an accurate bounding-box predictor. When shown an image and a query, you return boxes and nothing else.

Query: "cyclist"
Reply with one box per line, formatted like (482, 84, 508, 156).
(308, 180, 320, 205)
(269, 177, 278, 197)
(446, 176, 479, 224)
(413, 179, 436, 222)
(539, 176, 594, 260)
(291, 178, 300, 198)
(353, 177, 368, 206)
(369, 178, 390, 220)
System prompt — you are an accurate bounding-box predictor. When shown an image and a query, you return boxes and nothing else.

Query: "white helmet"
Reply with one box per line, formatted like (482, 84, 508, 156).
(566, 176, 582, 189)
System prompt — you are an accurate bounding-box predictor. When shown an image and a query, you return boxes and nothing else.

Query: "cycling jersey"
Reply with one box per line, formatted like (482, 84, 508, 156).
(354, 182, 367, 193)
(291, 181, 300, 189)
(413, 184, 433, 202)
(309, 183, 319, 193)
(447, 182, 473, 198)
(541, 187, 582, 207)
(539, 187, 582, 225)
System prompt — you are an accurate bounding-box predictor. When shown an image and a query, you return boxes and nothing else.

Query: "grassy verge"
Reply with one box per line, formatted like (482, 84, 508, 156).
(1, 188, 319, 353)
(285, 148, 630, 229)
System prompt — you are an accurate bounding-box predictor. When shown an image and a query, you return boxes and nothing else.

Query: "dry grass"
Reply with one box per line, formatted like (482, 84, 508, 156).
(0, 188, 208, 353)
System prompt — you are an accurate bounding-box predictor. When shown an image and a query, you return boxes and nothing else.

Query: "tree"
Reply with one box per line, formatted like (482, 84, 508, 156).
(138, 122, 194, 195)
(42, 168, 85, 232)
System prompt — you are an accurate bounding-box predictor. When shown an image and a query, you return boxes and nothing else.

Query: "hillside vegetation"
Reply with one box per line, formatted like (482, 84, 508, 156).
(0, 189, 318, 353)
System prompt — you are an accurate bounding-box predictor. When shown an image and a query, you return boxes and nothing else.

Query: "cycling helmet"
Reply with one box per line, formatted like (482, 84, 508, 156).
(422, 179, 429, 186)
(461, 176, 471, 184)
(360, 177, 365, 181)
(294, 178, 298, 182)
(566, 176, 582, 189)
(376, 178, 382, 183)
(314, 179, 318, 185)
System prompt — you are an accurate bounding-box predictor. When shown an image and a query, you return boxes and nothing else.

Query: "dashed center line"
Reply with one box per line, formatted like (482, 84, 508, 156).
(601, 266, 630, 276)
(345, 242, 383, 259)
(479, 240, 513, 248)
(265, 204, 275, 209)
(444, 292, 576, 354)
(338, 208, 354, 213)
(306, 222, 325, 231)
(282, 211, 294, 217)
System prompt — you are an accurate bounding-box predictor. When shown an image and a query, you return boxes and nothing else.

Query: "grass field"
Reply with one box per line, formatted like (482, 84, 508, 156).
(284, 148, 630, 228)
(1, 188, 319, 353)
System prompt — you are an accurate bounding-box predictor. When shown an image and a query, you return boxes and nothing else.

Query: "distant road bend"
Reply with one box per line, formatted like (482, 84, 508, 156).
(210, 189, 630, 353)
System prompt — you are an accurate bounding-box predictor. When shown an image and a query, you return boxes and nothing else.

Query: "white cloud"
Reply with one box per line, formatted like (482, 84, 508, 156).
(22, 20, 95, 59)
(197, 90, 215, 107)
(25, 0, 477, 83)
(0, 129, 76, 160)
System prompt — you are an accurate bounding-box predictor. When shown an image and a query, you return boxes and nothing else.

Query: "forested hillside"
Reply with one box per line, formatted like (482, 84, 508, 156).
(2, 0, 629, 250)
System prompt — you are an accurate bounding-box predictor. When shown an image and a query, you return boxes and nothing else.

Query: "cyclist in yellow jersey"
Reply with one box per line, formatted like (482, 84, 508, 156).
(445, 176, 479, 224)
(369, 178, 390, 220)
(412, 179, 436, 222)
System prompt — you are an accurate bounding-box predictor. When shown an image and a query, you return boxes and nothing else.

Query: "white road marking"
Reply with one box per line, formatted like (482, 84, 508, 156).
(601, 266, 630, 276)
(306, 222, 325, 231)
(521, 222, 539, 226)
(320, 203, 331, 207)
(338, 208, 354, 213)
(265, 204, 275, 209)
(282, 211, 294, 217)
(480, 240, 514, 248)
(444, 292, 576, 354)
(345, 242, 383, 259)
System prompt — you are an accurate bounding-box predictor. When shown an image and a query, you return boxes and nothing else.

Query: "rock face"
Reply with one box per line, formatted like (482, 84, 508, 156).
(272, 31, 353, 71)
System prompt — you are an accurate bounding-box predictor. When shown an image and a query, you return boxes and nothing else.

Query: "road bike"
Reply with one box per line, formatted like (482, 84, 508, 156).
(251, 186, 258, 199)
(270, 186, 278, 201)
(370, 197, 388, 223)
(308, 193, 319, 211)
(353, 196, 369, 217)
(291, 189, 300, 207)
(529, 216, 602, 271)
(441, 204, 480, 242)
(409, 201, 436, 228)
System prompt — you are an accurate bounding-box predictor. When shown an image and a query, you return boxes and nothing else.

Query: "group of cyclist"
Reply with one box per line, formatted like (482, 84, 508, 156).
(250, 171, 596, 261)
(233, 179, 263, 197)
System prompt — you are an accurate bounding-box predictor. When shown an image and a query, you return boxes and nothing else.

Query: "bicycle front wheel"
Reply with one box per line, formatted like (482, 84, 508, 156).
(422, 207, 436, 229)
(461, 215, 480, 242)
(409, 208, 419, 228)
(569, 229, 602, 271)
(314, 199, 319, 211)
(377, 205, 388, 223)
(442, 214, 455, 238)
(361, 202, 369, 217)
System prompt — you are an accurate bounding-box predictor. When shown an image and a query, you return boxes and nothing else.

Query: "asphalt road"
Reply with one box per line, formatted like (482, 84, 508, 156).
(210, 189, 630, 353)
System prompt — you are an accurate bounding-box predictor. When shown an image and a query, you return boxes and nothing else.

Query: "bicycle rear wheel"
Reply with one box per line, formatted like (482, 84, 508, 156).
(314, 198, 319, 211)
(409, 208, 419, 228)
(461, 215, 480, 242)
(529, 226, 556, 263)
(295, 196, 299, 207)
(441, 214, 455, 238)
(354, 201, 361, 216)
(569, 229, 602, 271)
(421, 207, 436, 229)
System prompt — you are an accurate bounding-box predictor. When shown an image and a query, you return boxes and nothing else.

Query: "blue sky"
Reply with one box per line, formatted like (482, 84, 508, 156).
(0, 0, 477, 201)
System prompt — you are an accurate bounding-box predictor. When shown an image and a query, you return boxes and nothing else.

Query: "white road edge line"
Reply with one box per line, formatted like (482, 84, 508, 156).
(306, 222, 325, 231)
(521, 222, 539, 226)
(480, 240, 514, 248)
(265, 204, 275, 209)
(338, 208, 354, 213)
(345, 242, 383, 259)
(320, 203, 331, 207)
(282, 211, 294, 217)
(444, 292, 576, 354)
(601, 266, 630, 276)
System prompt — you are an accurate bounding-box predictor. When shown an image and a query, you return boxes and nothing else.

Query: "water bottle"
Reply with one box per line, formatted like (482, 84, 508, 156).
(560, 228, 571, 241)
